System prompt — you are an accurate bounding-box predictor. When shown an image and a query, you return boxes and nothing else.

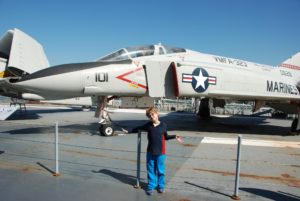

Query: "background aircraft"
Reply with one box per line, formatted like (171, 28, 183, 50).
(0, 28, 93, 108)
(1, 28, 300, 136)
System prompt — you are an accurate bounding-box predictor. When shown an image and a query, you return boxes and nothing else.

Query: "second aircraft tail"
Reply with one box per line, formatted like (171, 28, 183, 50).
(0, 28, 49, 78)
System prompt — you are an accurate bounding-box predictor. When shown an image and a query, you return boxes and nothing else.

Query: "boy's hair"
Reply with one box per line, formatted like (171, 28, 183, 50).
(146, 107, 159, 118)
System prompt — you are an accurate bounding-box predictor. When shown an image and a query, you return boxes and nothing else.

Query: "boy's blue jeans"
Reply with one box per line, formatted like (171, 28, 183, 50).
(146, 153, 166, 190)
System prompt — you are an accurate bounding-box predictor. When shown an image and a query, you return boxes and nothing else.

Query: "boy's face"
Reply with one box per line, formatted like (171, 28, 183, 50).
(148, 112, 159, 123)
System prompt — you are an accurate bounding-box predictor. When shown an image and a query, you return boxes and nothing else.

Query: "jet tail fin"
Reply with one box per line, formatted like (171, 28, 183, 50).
(279, 52, 300, 70)
(0, 28, 49, 78)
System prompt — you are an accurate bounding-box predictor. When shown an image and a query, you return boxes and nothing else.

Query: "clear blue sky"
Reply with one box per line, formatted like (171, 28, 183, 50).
(0, 0, 299, 66)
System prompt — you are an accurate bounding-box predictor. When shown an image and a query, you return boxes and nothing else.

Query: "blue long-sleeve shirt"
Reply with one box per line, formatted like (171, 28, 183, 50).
(131, 121, 176, 155)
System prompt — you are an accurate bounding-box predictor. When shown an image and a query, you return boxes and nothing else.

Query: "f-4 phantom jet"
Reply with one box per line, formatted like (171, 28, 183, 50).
(1, 28, 300, 135)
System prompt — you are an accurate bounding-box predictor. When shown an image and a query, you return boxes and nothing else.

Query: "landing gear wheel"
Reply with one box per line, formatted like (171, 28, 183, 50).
(198, 98, 211, 120)
(291, 118, 298, 132)
(100, 124, 115, 136)
(289, 118, 300, 135)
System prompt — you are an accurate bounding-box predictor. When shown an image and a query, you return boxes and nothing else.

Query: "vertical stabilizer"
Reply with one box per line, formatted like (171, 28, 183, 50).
(279, 52, 300, 70)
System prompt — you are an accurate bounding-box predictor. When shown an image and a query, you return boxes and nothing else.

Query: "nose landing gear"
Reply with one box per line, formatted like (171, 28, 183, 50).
(98, 111, 115, 137)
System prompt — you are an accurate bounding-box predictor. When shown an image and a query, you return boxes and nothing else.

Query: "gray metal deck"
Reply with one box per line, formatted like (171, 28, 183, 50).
(0, 105, 299, 201)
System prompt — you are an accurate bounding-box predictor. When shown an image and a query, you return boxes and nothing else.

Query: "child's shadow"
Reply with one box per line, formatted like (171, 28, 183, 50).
(92, 169, 147, 189)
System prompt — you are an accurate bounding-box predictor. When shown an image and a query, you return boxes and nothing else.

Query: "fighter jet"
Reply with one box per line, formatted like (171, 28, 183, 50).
(1, 28, 300, 136)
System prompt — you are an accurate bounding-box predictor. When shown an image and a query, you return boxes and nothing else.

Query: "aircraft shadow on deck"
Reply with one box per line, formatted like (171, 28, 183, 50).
(0, 118, 291, 136)
(7, 107, 84, 120)
(115, 113, 291, 136)
(1, 110, 292, 136)
(0, 123, 101, 136)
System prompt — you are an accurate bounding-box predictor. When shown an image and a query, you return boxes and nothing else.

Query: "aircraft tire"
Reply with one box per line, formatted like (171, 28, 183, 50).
(291, 118, 298, 132)
(101, 124, 115, 137)
(198, 98, 211, 120)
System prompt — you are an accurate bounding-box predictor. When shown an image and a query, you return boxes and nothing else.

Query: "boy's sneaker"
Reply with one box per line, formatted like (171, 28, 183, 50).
(158, 188, 165, 193)
(146, 189, 153, 196)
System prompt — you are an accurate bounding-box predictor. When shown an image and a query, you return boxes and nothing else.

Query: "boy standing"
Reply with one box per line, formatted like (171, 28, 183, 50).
(124, 107, 183, 195)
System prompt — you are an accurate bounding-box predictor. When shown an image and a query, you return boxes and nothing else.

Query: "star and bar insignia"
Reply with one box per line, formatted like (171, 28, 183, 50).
(182, 67, 216, 93)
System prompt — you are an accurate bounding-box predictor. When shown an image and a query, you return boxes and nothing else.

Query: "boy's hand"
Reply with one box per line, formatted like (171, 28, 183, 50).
(176, 135, 184, 143)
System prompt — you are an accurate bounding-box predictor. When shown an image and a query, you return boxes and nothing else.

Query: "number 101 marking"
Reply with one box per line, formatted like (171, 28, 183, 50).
(95, 72, 108, 82)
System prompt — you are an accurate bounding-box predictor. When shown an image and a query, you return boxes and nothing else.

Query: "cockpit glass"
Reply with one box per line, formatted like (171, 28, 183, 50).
(159, 47, 165, 55)
(98, 49, 129, 61)
(97, 44, 185, 62)
(163, 45, 186, 54)
(125, 45, 155, 58)
(98, 45, 155, 61)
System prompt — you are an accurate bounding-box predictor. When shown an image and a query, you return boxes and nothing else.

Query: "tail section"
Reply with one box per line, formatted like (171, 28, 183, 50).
(279, 52, 300, 70)
(0, 28, 49, 78)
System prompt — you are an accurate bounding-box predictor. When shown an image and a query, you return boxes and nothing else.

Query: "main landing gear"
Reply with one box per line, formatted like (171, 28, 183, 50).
(197, 98, 211, 120)
(287, 107, 300, 135)
(289, 118, 300, 136)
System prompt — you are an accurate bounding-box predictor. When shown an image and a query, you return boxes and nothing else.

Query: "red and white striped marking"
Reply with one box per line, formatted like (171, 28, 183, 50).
(208, 77, 216, 85)
(182, 74, 193, 82)
(280, 63, 300, 71)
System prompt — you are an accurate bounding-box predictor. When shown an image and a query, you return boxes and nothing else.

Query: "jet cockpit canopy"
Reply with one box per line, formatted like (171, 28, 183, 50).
(97, 44, 186, 61)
